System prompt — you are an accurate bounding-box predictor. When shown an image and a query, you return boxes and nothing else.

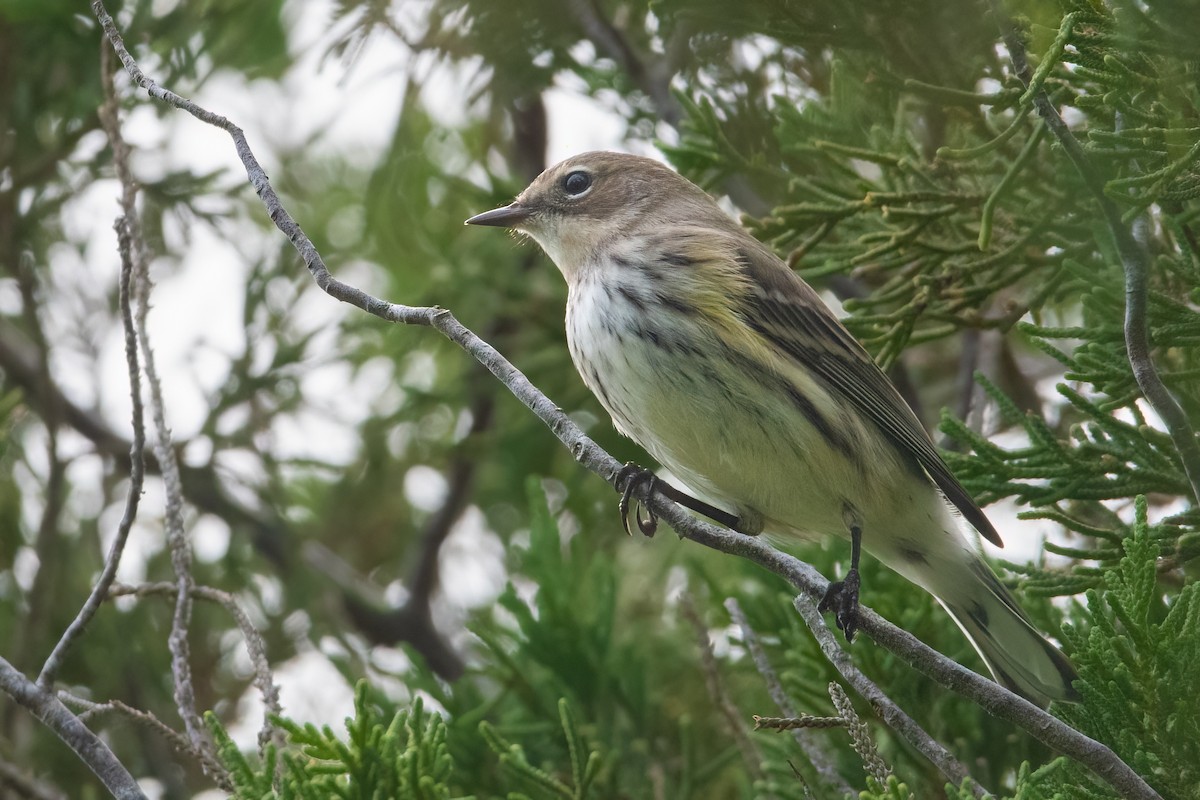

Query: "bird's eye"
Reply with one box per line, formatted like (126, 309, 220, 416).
(563, 170, 592, 196)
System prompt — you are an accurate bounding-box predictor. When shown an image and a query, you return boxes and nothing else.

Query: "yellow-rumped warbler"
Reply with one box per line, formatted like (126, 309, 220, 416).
(466, 151, 1077, 707)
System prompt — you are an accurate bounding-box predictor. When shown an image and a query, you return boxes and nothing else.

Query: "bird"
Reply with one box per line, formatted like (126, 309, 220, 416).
(466, 150, 1078, 707)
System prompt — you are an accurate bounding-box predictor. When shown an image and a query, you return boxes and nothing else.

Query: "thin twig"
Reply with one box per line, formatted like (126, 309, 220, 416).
(107, 582, 283, 762)
(94, 36, 220, 778)
(125, 80, 207, 773)
(60, 693, 229, 789)
(36, 45, 146, 688)
(92, 4, 1163, 798)
(0, 657, 147, 800)
(726, 598, 854, 796)
(992, 7, 1200, 503)
(753, 715, 845, 732)
(679, 593, 763, 782)
(791, 598, 988, 797)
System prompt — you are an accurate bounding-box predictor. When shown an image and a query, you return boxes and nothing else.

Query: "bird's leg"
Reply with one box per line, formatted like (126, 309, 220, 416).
(614, 463, 743, 537)
(818, 504, 864, 641)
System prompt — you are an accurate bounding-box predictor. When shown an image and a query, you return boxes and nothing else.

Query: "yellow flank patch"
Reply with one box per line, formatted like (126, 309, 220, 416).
(680, 265, 777, 370)
(671, 233, 751, 322)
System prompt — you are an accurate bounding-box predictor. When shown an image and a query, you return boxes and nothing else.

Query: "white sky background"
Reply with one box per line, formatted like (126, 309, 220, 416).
(49, 3, 1116, 794)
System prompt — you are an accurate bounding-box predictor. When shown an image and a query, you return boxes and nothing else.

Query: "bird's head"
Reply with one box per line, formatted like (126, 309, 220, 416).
(466, 151, 731, 280)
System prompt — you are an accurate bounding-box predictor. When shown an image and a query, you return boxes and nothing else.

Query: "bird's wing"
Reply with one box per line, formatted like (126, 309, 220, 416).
(731, 239, 1003, 547)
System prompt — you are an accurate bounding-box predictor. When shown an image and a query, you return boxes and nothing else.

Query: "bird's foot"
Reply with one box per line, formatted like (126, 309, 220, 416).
(615, 462, 658, 537)
(818, 568, 862, 642)
(614, 462, 753, 537)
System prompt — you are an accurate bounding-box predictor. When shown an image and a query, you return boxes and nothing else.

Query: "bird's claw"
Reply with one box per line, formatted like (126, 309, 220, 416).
(615, 462, 658, 537)
(818, 569, 862, 642)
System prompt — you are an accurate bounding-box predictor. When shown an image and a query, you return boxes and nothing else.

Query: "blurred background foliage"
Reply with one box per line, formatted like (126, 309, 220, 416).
(0, 0, 1197, 797)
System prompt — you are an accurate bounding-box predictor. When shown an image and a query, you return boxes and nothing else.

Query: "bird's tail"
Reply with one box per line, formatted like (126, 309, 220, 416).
(936, 561, 1079, 708)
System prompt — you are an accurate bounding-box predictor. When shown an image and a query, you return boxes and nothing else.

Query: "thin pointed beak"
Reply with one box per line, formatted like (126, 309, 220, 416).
(464, 203, 531, 228)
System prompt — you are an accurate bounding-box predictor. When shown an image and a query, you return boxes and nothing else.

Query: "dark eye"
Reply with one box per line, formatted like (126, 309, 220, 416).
(563, 170, 592, 196)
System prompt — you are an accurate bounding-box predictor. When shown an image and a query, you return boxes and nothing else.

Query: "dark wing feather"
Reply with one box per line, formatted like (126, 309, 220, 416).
(733, 241, 1003, 547)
